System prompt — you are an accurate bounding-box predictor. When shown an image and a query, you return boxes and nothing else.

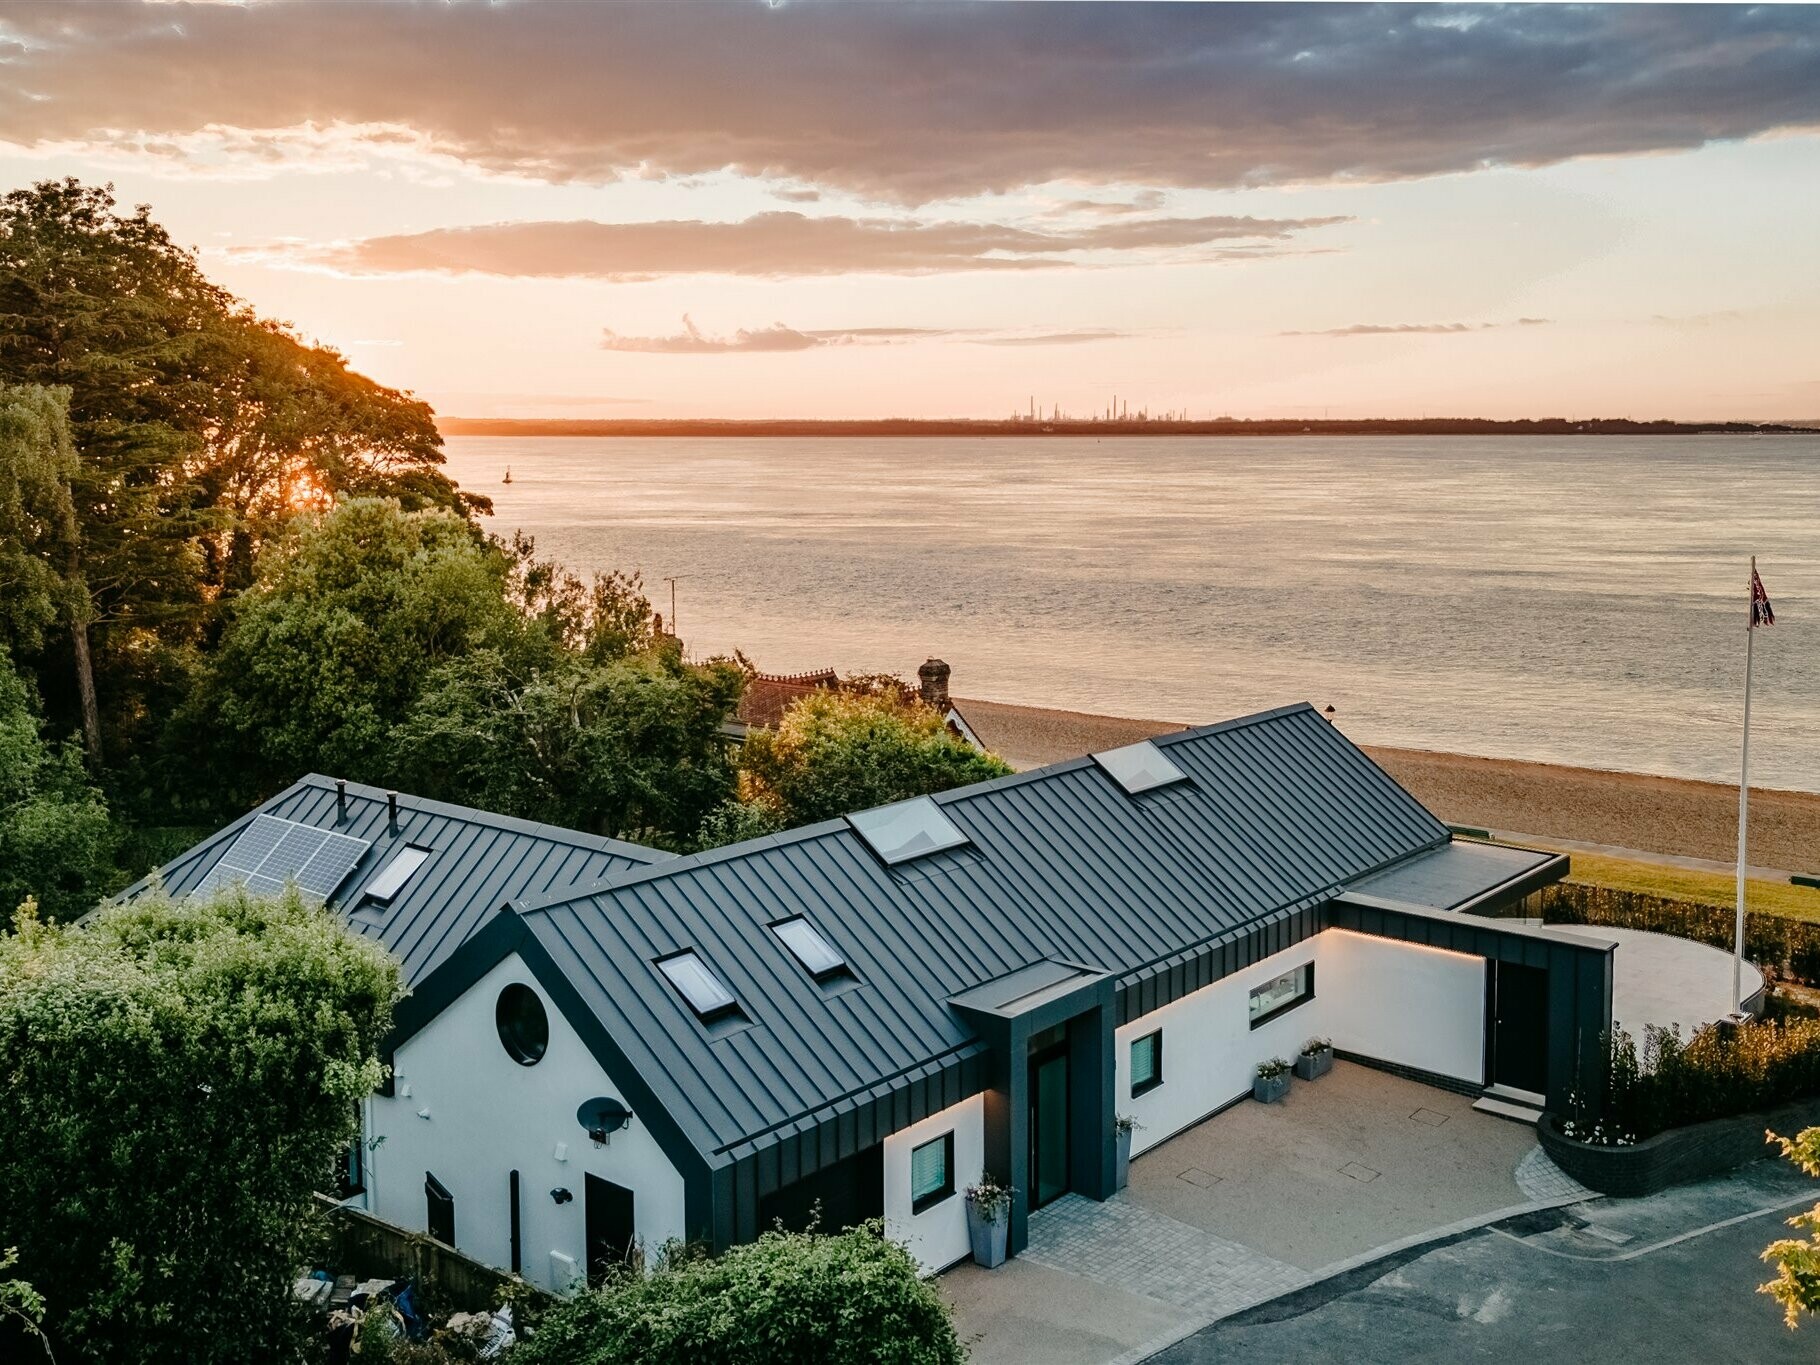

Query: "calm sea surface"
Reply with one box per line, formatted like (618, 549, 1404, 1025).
(442, 435, 1820, 789)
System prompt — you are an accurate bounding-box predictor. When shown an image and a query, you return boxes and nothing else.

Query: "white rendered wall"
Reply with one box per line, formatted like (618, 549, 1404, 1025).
(1318, 929, 1485, 1086)
(883, 1095, 985, 1274)
(366, 954, 687, 1294)
(1115, 929, 1487, 1157)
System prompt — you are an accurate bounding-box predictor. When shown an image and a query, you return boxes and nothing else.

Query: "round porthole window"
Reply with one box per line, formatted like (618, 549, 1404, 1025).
(496, 983, 549, 1066)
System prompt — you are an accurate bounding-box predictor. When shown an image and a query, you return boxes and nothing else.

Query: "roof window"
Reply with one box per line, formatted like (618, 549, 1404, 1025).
(1092, 740, 1189, 795)
(656, 950, 740, 1021)
(771, 917, 848, 982)
(848, 796, 969, 865)
(363, 846, 431, 903)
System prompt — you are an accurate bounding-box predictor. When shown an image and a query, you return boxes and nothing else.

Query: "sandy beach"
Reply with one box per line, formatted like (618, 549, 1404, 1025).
(957, 696, 1820, 875)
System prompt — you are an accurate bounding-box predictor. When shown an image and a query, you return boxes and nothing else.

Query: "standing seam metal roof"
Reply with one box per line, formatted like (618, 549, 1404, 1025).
(125, 775, 670, 987)
(511, 703, 1457, 1160)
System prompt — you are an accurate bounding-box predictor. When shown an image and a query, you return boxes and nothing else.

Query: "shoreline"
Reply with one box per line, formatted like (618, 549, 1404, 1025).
(955, 696, 1820, 874)
(439, 417, 1813, 438)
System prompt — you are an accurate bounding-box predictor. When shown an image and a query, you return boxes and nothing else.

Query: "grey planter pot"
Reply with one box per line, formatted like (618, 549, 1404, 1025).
(1253, 1071, 1291, 1103)
(1115, 1127, 1133, 1190)
(1295, 1047, 1334, 1081)
(966, 1201, 1009, 1268)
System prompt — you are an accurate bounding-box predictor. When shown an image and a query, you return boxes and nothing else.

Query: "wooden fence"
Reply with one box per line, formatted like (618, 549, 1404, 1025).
(314, 1196, 548, 1316)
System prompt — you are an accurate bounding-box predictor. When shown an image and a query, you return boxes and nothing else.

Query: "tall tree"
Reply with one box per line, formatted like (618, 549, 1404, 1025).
(0, 179, 480, 764)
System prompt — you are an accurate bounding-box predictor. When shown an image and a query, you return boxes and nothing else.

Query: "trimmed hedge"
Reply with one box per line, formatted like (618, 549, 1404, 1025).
(1540, 883, 1820, 987)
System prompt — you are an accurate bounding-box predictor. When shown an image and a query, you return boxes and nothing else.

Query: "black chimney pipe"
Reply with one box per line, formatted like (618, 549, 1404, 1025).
(386, 790, 399, 836)
(336, 780, 347, 824)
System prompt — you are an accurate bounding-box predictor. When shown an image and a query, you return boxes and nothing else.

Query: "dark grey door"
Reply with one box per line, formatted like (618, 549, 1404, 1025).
(585, 1173, 635, 1283)
(1490, 962, 1549, 1095)
(424, 1171, 454, 1246)
(1028, 1039, 1070, 1209)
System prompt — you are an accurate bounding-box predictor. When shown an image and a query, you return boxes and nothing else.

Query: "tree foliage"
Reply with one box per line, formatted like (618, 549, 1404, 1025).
(1762, 1127, 1820, 1329)
(0, 385, 83, 661)
(0, 179, 477, 768)
(737, 687, 1012, 829)
(0, 647, 116, 920)
(0, 888, 401, 1364)
(510, 1224, 963, 1365)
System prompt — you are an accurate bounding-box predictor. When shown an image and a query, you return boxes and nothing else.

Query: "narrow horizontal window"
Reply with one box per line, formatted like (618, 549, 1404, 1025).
(1130, 1030, 1163, 1096)
(656, 951, 738, 1020)
(910, 1131, 955, 1214)
(1248, 962, 1315, 1029)
(771, 916, 847, 981)
(363, 845, 431, 902)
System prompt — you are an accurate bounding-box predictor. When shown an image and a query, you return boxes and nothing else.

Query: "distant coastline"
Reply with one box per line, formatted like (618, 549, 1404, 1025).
(440, 416, 1814, 438)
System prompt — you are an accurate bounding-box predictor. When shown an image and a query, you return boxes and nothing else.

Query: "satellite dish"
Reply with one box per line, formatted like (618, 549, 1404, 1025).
(577, 1096, 633, 1143)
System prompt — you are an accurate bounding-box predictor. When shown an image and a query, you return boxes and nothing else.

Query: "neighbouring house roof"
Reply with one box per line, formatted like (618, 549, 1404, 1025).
(734, 669, 841, 729)
(490, 703, 1480, 1163)
(121, 776, 670, 988)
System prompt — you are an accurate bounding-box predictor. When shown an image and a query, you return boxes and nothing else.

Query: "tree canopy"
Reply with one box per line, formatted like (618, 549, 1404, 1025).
(0, 646, 116, 920)
(729, 686, 1013, 833)
(0, 887, 401, 1364)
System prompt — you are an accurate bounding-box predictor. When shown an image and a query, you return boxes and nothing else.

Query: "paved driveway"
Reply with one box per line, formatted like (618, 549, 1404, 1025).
(945, 1063, 1577, 1364)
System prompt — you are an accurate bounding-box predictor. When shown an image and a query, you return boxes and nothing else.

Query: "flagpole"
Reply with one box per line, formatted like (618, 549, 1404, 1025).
(1735, 558, 1755, 1016)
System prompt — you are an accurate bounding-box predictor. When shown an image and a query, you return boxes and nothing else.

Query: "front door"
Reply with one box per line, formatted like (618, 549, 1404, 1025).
(585, 1174, 635, 1283)
(1028, 1025, 1070, 1209)
(1489, 961, 1549, 1096)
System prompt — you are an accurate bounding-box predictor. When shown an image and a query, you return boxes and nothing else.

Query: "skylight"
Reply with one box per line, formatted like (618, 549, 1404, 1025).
(848, 796, 969, 865)
(1092, 740, 1189, 795)
(772, 917, 847, 980)
(656, 951, 739, 1019)
(363, 846, 430, 903)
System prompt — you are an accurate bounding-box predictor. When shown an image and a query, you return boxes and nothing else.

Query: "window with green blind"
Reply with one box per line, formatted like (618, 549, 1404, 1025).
(1131, 1030, 1163, 1096)
(910, 1131, 955, 1213)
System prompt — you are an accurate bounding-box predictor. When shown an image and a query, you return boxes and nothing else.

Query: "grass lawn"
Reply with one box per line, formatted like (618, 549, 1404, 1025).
(1549, 847, 1820, 925)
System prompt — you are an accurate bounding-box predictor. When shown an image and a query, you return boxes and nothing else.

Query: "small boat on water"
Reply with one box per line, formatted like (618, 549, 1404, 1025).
(502, 467, 513, 484)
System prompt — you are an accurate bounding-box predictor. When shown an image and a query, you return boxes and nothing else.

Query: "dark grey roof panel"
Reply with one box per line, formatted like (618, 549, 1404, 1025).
(517, 703, 1458, 1156)
(124, 775, 669, 988)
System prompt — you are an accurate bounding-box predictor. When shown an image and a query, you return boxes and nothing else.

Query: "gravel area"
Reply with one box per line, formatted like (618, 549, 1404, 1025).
(958, 697, 1820, 874)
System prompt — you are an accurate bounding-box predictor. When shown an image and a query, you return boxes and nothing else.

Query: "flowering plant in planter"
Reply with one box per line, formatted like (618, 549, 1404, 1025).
(1295, 1037, 1334, 1081)
(1300, 1037, 1332, 1058)
(1256, 1057, 1292, 1080)
(964, 1176, 1014, 1224)
(1113, 1114, 1143, 1138)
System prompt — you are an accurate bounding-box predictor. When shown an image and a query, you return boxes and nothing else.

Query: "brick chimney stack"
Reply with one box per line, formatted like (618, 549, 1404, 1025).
(918, 658, 951, 712)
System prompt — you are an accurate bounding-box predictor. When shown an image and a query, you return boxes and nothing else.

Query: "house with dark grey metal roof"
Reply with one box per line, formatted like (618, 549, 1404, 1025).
(268, 702, 1609, 1291)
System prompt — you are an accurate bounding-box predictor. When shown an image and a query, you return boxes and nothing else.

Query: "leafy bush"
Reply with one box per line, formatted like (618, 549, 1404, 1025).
(1571, 1018, 1820, 1144)
(510, 1225, 963, 1365)
(0, 887, 401, 1364)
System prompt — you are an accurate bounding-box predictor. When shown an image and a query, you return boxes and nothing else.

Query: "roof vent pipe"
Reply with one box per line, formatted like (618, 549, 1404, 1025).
(387, 790, 399, 836)
(336, 780, 347, 824)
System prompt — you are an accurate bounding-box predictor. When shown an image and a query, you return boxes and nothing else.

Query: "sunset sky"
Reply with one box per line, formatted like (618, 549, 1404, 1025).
(3, 1, 1817, 421)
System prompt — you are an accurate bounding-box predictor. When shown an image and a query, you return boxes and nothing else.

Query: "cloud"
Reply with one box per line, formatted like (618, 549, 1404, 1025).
(2, 5, 1815, 200)
(281, 210, 1348, 280)
(1282, 318, 1552, 337)
(772, 188, 821, 203)
(599, 317, 1122, 354)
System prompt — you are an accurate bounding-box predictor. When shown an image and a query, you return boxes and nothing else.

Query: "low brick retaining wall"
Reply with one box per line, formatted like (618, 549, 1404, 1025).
(1538, 1097, 1820, 1197)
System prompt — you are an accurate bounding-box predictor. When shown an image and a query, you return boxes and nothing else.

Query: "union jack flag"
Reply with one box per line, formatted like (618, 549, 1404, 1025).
(1751, 561, 1775, 629)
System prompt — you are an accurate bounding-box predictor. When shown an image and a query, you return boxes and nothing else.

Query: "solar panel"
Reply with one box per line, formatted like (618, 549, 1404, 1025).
(1092, 740, 1189, 795)
(193, 814, 371, 904)
(848, 796, 969, 865)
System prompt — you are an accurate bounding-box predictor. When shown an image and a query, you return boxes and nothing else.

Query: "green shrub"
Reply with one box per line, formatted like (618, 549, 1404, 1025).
(1582, 1017, 1820, 1143)
(0, 887, 401, 1364)
(511, 1224, 963, 1365)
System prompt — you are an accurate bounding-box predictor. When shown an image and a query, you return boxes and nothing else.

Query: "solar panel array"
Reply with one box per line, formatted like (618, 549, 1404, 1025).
(193, 815, 371, 903)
